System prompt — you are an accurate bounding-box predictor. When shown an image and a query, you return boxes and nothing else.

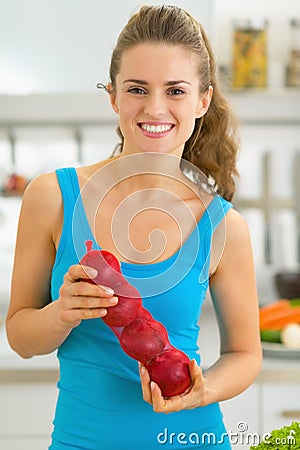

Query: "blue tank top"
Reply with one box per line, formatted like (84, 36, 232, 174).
(49, 167, 233, 450)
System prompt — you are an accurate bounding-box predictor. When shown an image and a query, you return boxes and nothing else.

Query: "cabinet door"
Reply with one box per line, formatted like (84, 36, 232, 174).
(220, 384, 260, 450)
(262, 382, 300, 434)
(0, 381, 57, 436)
(0, 438, 51, 450)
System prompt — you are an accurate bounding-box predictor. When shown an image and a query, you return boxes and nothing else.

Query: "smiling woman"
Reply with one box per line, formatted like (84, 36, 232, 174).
(107, 43, 211, 156)
(105, 6, 239, 201)
(6, 4, 262, 450)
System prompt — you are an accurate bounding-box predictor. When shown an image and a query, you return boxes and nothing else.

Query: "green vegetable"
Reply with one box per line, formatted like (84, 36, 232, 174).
(290, 298, 300, 307)
(260, 329, 282, 343)
(250, 421, 300, 449)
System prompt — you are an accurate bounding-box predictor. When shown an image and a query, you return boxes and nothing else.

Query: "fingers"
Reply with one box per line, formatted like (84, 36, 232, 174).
(58, 292, 117, 325)
(67, 264, 98, 283)
(139, 363, 152, 403)
(69, 292, 118, 310)
(139, 359, 206, 413)
(63, 264, 115, 298)
(58, 264, 118, 326)
(150, 382, 170, 412)
(59, 303, 107, 325)
(139, 363, 182, 413)
(65, 280, 116, 302)
(189, 358, 203, 384)
(60, 279, 117, 306)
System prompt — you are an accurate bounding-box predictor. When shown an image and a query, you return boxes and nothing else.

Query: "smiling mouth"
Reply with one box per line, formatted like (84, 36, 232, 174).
(138, 123, 174, 134)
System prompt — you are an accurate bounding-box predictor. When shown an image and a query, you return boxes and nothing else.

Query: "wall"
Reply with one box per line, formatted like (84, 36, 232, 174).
(0, 0, 213, 94)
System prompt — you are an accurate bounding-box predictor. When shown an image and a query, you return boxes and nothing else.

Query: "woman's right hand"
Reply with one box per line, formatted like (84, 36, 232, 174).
(57, 264, 118, 329)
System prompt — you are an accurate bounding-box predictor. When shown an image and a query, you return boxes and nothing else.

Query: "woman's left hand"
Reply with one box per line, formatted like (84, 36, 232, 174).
(139, 359, 206, 413)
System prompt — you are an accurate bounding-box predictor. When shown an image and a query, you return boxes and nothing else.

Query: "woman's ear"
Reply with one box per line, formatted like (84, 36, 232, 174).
(108, 83, 119, 114)
(196, 85, 213, 118)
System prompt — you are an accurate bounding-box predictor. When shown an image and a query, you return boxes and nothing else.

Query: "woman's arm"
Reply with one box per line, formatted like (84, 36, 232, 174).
(140, 208, 262, 412)
(202, 208, 263, 403)
(6, 173, 117, 358)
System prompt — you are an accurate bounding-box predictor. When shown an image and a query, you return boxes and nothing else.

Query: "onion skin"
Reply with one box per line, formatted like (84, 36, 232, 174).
(146, 349, 191, 397)
(120, 317, 168, 365)
(80, 242, 142, 327)
(102, 296, 142, 327)
(80, 247, 122, 286)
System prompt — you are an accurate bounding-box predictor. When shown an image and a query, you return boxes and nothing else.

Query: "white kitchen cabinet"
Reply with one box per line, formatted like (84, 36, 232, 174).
(0, 438, 51, 450)
(261, 382, 300, 434)
(220, 384, 260, 450)
(220, 381, 300, 448)
(0, 379, 57, 446)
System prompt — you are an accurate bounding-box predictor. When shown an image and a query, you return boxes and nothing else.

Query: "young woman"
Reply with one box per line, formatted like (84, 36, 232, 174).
(6, 5, 262, 449)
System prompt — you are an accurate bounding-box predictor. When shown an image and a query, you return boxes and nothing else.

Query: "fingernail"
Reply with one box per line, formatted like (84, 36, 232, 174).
(99, 308, 107, 317)
(100, 285, 114, 295)
(86, 267, 98, 278)
(140, 365, 145, 376)
(150, 381, 155, 391)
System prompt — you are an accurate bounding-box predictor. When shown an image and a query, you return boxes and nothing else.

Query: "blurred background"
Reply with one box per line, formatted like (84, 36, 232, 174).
(0, 1, 299, 449)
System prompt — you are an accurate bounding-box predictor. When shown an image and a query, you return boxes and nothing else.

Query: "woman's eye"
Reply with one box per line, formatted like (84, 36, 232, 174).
(127, 87, 147, 95)
(168, 88, 185, 96)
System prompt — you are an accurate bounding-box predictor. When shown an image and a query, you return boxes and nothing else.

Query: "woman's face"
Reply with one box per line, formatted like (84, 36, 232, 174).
(109, 43, 212, 157)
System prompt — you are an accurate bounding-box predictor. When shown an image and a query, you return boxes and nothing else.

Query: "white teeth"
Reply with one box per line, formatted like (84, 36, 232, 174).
(140, 124, 172, 133)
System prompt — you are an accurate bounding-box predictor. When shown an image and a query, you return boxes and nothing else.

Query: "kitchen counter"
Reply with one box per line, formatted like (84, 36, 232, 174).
(198, 299, 300, 384)
(258, 356, 300, 382)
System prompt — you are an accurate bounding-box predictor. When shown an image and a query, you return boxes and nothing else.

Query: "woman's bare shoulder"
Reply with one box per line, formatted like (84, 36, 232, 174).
(212, 207, 252, 273)
(210, 207, 252, 274)
(22, 171, 62, 212)
(224, 207, 250, 241)
(22, 158, 116, 215)
(18, 172, 65, 242)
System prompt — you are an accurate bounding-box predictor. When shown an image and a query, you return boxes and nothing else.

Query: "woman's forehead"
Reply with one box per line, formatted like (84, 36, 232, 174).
(117, 43, 199, 81)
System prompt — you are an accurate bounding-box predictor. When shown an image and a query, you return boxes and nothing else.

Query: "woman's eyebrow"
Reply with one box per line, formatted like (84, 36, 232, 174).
(123, 79, 148, 85)
(165, 80, 191, 86)
(123, 79, 191, 86)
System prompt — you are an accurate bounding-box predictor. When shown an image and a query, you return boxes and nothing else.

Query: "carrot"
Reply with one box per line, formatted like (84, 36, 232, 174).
(260, 307, 300, 330)
(259, 299, 290, 322)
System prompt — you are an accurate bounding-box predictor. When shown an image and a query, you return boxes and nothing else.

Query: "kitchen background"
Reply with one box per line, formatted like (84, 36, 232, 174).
(0, 0, 300, 449)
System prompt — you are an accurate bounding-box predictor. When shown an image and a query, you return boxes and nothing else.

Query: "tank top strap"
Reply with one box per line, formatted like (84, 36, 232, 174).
(56, 167, 80, 200)
(197, 195, 232, 284)
(54, 167, 91, 267)
(55, 167, 81, 225)
(206, 195, 233, 233)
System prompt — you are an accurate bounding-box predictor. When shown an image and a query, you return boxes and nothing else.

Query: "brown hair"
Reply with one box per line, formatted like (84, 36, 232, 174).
(108, 5, 239, 201)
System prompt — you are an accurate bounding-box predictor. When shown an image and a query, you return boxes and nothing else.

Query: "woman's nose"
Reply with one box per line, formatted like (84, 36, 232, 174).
(143, 92, 167, 117)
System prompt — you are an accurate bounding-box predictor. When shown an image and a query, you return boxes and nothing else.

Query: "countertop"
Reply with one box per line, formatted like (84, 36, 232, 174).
(198, 299, 300, 384)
